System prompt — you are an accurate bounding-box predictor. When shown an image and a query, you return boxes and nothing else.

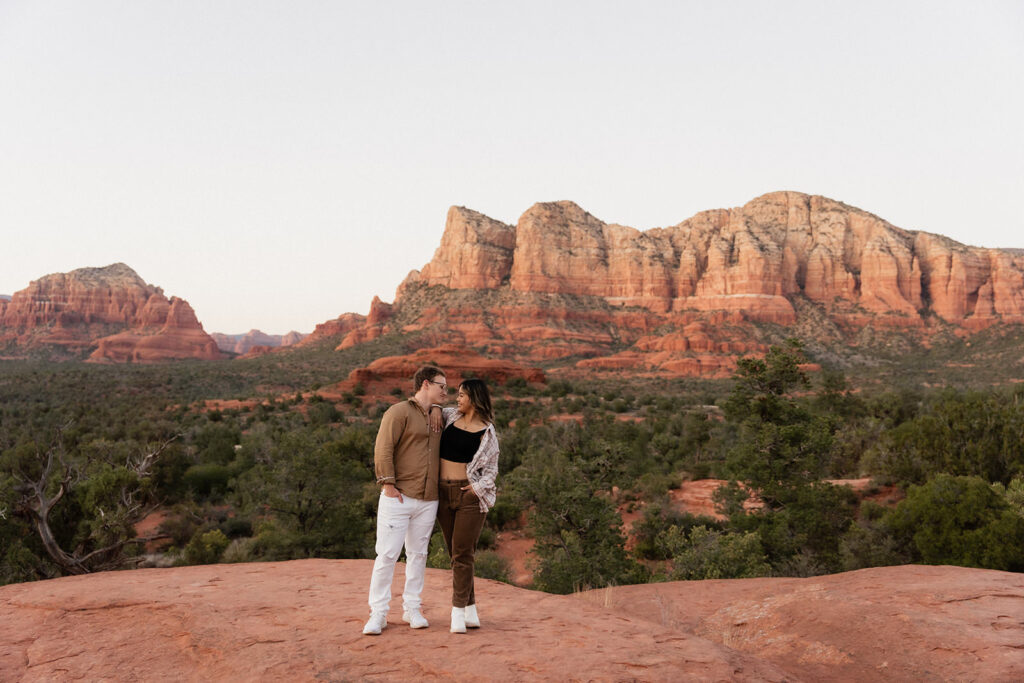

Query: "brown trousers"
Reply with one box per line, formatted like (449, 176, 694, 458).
(437, 479, 487, 608)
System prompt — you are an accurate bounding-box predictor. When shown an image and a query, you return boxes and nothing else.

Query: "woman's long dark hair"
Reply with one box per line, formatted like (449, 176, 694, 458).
(459, 378, 493, 424)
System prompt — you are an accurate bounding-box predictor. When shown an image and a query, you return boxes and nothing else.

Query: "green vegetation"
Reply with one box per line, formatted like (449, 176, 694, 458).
(2, 333, 1023, 590)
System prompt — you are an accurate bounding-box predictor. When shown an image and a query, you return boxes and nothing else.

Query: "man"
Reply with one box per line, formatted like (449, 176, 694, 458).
(362, 365, 447, 635)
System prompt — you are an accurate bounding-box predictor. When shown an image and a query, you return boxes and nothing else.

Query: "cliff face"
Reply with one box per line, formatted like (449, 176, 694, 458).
(339, 192, 1024, 377)
(404, 192, 1024, 326)
(0, 263, 222, 362)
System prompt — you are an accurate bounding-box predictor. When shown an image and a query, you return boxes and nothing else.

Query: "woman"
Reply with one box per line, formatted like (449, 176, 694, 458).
(438, 378, 499, 633)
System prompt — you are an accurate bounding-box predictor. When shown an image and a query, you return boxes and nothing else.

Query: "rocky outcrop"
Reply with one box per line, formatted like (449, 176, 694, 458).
(1, 560, 1020, 681)
(403, 192, 1024, 326)
(409, 206, 516, 290)
(210, 329, 307, 354)
(341, 344, 544, 396)
(324, 192, 1024, 378)
(0, 264, 222, 362)
(294, 312, 368, 348)
(88, 297, 221, 363)
(574, 564, 1024, 682)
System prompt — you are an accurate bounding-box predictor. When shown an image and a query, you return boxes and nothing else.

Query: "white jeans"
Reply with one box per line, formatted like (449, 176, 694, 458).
(367, 492, 439, 615)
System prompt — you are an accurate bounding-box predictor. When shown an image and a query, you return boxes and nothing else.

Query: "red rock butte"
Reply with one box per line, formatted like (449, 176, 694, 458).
(0, 263, 222, 362)
(307, 192, 1024, 377)
(1, 560, 1021, 681)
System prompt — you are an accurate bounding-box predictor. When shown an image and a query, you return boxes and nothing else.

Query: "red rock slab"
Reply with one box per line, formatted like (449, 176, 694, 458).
(0, 559, 788, 682)
(573, 564, 1024, 682)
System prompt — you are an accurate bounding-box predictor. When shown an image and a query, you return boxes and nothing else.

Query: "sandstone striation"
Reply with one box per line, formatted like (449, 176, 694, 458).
(324, 192, 1024, 378)
(0, 264, 222, 362)
(88, 297, 222, 363)
(2, 560, 1020, 681)
(403, 192, 1024, 325)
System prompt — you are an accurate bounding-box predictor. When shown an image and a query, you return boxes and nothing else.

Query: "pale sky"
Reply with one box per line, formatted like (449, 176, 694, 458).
(1, 1, 1022, 335)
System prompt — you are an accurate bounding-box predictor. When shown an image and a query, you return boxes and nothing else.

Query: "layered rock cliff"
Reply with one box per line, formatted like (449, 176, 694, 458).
(0, 263, 222, 362)
(404, 192, 1024, 327)
(318, 192, 1024, 377)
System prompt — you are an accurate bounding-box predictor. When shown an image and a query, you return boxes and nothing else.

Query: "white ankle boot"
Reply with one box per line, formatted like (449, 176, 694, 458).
(450, 607, 467, 633)
(464, 604, 480, 628)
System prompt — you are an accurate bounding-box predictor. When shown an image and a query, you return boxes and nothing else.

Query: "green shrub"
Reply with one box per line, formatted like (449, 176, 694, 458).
(219, 517, 253, 539)
(884, 473, 1024, 570)
(182, 463, 232, 498)
(660, 525, 771, 580)
(486, 499, 522, 530)
(477, 525, 496, 550)
(184, 528, 229, 565)
(474, 550, 511, 583)
(632, 505, 722, 560)
(427, 530, 451, 570)
(221, 537, 257, 563)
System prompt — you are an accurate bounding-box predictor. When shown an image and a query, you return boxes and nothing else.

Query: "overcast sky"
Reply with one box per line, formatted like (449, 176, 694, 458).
(2, 1, 1022, 334)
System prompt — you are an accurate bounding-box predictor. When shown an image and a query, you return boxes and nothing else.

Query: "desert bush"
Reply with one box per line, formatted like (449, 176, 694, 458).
(184, 528, 229, 565)
(473, 550, 511, 583)
(183, 463, 232, 499)
(221, 537, 257, 563)
(884, 473, 1024, 570)
(660, 525, 771, 580)
(486, 498, 521, 530)
(632, 505, 722, 561)
(427, 530, 451, 569)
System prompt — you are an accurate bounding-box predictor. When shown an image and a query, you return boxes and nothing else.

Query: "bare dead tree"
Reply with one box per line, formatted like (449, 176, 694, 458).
(12, 424, 177, 575)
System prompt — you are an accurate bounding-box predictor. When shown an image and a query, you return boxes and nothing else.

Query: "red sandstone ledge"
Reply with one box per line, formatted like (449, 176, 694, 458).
(1, 560, 1020, 681)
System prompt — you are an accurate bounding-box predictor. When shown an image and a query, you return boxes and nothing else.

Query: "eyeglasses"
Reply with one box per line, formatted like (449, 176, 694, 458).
(429, 380, 449, 393)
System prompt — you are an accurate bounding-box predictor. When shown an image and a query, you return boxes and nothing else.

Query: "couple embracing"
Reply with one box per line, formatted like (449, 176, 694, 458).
(362, 365, 499, 635)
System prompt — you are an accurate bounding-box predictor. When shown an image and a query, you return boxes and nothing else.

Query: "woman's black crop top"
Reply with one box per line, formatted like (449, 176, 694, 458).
(440, 423, 484, 464)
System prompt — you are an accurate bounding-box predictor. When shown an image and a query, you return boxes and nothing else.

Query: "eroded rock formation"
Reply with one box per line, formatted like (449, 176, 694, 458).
(322, 192, 1024, 377)
(403, 192, 1024, 326)
(0, 263, 222, 362)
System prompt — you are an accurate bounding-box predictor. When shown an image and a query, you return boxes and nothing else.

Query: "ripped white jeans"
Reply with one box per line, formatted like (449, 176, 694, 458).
(367, 492, 439, 615)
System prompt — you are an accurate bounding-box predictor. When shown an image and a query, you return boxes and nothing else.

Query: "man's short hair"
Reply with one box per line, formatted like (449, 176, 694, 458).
(413, 365, 444, 391)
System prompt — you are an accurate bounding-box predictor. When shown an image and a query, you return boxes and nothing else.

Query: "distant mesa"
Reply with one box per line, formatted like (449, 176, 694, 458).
(0, 263, 222, 362)
(305, 191, 1024, 378)
(210, 329, 307, 355)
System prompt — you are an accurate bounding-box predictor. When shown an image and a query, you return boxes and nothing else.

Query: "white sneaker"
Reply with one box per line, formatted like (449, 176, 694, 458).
(450, 607, 467, 633)
(402, 608, 429, 629)
(362, 612, 387, 635)
(464, 604, 480, 628)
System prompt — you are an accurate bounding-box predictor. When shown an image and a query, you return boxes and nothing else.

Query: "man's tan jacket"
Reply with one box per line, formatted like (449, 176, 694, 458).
(374, 398, 440, 501)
